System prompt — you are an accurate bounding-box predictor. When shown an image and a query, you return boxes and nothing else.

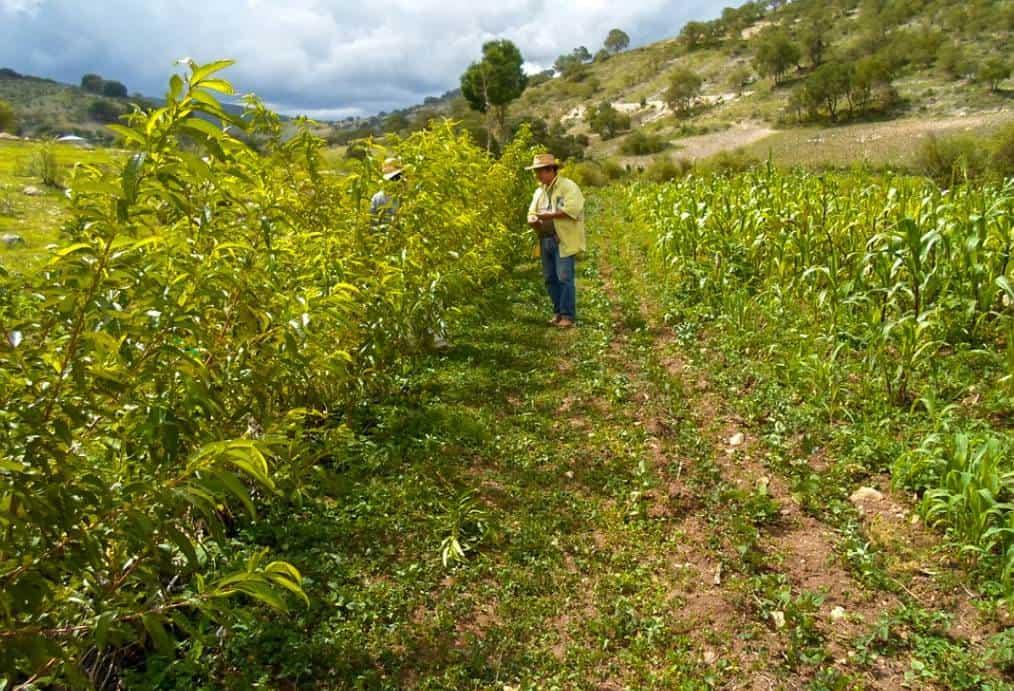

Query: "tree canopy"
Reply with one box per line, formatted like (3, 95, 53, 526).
(665, 68, 704, 115)
(604, 29, 631, 54)
(753, 32, 801, 85)
(460, 39, 527, 149)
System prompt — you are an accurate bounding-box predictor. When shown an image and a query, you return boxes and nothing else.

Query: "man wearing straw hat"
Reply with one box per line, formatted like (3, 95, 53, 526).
(526, 153, 585, 328)
(370, 157, 405, 224)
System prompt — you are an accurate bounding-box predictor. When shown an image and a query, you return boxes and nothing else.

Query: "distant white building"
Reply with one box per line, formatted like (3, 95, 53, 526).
(55, 135, 92, 148)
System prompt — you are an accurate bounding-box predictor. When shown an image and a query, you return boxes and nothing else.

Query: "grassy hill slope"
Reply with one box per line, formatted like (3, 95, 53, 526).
(368, 0, 1013, 171)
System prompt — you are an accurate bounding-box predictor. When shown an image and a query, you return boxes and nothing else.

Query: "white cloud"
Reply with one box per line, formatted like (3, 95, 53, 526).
(1, 0, 726, 117)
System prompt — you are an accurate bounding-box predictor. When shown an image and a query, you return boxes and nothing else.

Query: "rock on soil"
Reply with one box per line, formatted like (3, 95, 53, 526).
(849, 486, 884, 508)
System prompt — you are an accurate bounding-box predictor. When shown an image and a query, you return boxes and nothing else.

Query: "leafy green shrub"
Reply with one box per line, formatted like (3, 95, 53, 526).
(643, 156, 691, 183)
(620, 130, 668, 156)
(989, 123, 1014, 178)
(698, 148, 760, 175)
(916, 134, 989, 184)
(0, 59, 534, 686)
(566, 160, 609, 187)
(29, 146, 63, 187)
(587, 101, 630, 140)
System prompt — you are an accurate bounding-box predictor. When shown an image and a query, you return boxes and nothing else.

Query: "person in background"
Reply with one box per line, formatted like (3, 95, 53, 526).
(370, 157, 451, 350)
(526, 153, 586, 328)
(370, 158, 404, 224)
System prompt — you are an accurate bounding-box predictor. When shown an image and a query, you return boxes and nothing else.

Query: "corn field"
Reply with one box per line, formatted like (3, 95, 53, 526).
(628, 170, 1014, 597)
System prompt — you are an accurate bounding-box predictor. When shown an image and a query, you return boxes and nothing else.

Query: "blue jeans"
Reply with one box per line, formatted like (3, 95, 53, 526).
(541, 236, 576, 320)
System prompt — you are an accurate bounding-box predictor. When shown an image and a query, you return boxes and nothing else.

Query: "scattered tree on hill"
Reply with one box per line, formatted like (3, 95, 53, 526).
(511, 117, 588, 161)
(753, 32, 801, 85)
(527, 69, 555, 88)
(555, 46, 595, 79)
(787, 54, 897, 123)
(727, 65, 753, 95)
(620, 130, 668, 156)
(979, 58, 1011, 92)
(799, 21, 830, 68)
(935, 42, 975, 80)
(0, 99, 15, 133)
(460, 39, 528, 150)
(586, 101, 631, 140)
(382, 112, 410, 133)
(665, 68, 704, 115)
(594, 49, 611, 63)
(101, 80, 128, 98)
(87, 99, 124, 124)
(81, 73, 104, 93)
(801, 61, 852, 120)
(849, 55, 895, 112)
(604, 29, 631, 54)
(0, 68, 23, 80)
(680, 20, 720, 50)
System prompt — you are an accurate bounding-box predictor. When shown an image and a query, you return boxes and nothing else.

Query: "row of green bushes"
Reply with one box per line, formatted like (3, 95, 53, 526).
(0, 61, 534, 686)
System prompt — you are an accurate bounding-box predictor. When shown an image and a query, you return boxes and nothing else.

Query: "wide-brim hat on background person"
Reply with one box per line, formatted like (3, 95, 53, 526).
(382, 157, 404, 180)
(525, 153, 559, 170)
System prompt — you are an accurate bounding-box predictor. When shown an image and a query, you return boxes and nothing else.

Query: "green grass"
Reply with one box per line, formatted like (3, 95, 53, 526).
(0, 140, 120, 272)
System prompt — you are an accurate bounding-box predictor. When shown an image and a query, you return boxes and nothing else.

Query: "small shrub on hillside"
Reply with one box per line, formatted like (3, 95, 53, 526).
(643, 156, 691, 183)
(29, 147, 63, 187)
(620, 130, 668, 156)
(566, 160, 609, 187)
(989, 123, 1014, 178)
(916, 134, 989, 184)
(699, 148, 760, 175)
(600, 158, 626, 181)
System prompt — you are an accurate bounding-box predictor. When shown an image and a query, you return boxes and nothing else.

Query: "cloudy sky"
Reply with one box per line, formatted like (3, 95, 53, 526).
(1, 0, 726, 119)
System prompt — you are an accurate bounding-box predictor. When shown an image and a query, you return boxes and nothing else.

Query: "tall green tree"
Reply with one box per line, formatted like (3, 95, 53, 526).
(80, 73, 104, 93)
(979, 58, 1011, 92)
(802, 62, 852, 120)
(102, 80, 128, 98)
(460, 40, 528, 150)
(604, 28, 631, 54)
(753, 32, 801, 85)
(586, 101, 630, 140)
(800, 21, 829, 68)
(665, 68, 704, 115)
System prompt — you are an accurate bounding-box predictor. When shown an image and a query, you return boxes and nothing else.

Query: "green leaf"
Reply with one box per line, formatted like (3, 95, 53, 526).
(94, 611, 115, 649)
(106, 124, 146, 146)
(190, 59, 236, 85)
(142, 613, 175, 657)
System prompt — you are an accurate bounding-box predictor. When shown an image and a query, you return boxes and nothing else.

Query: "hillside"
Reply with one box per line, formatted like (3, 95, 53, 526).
(363, 0, 1013, 170)
(0, 68, 259, 144)
(0, 69, 151, 143)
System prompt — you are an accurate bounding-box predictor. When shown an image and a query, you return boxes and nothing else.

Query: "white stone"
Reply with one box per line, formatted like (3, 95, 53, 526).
(729, 432, 745, 447)
(22, 185, 42, 196)
(849, 487, 883, 506)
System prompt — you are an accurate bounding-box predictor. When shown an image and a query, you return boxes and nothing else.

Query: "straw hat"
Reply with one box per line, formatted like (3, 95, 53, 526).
(382, 157, 404, 180)
(525, 153, 559, 170)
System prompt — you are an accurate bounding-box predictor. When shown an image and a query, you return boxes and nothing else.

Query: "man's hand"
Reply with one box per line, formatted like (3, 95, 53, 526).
(528, 215, 543, 230)
(537, 210, 568, 221)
